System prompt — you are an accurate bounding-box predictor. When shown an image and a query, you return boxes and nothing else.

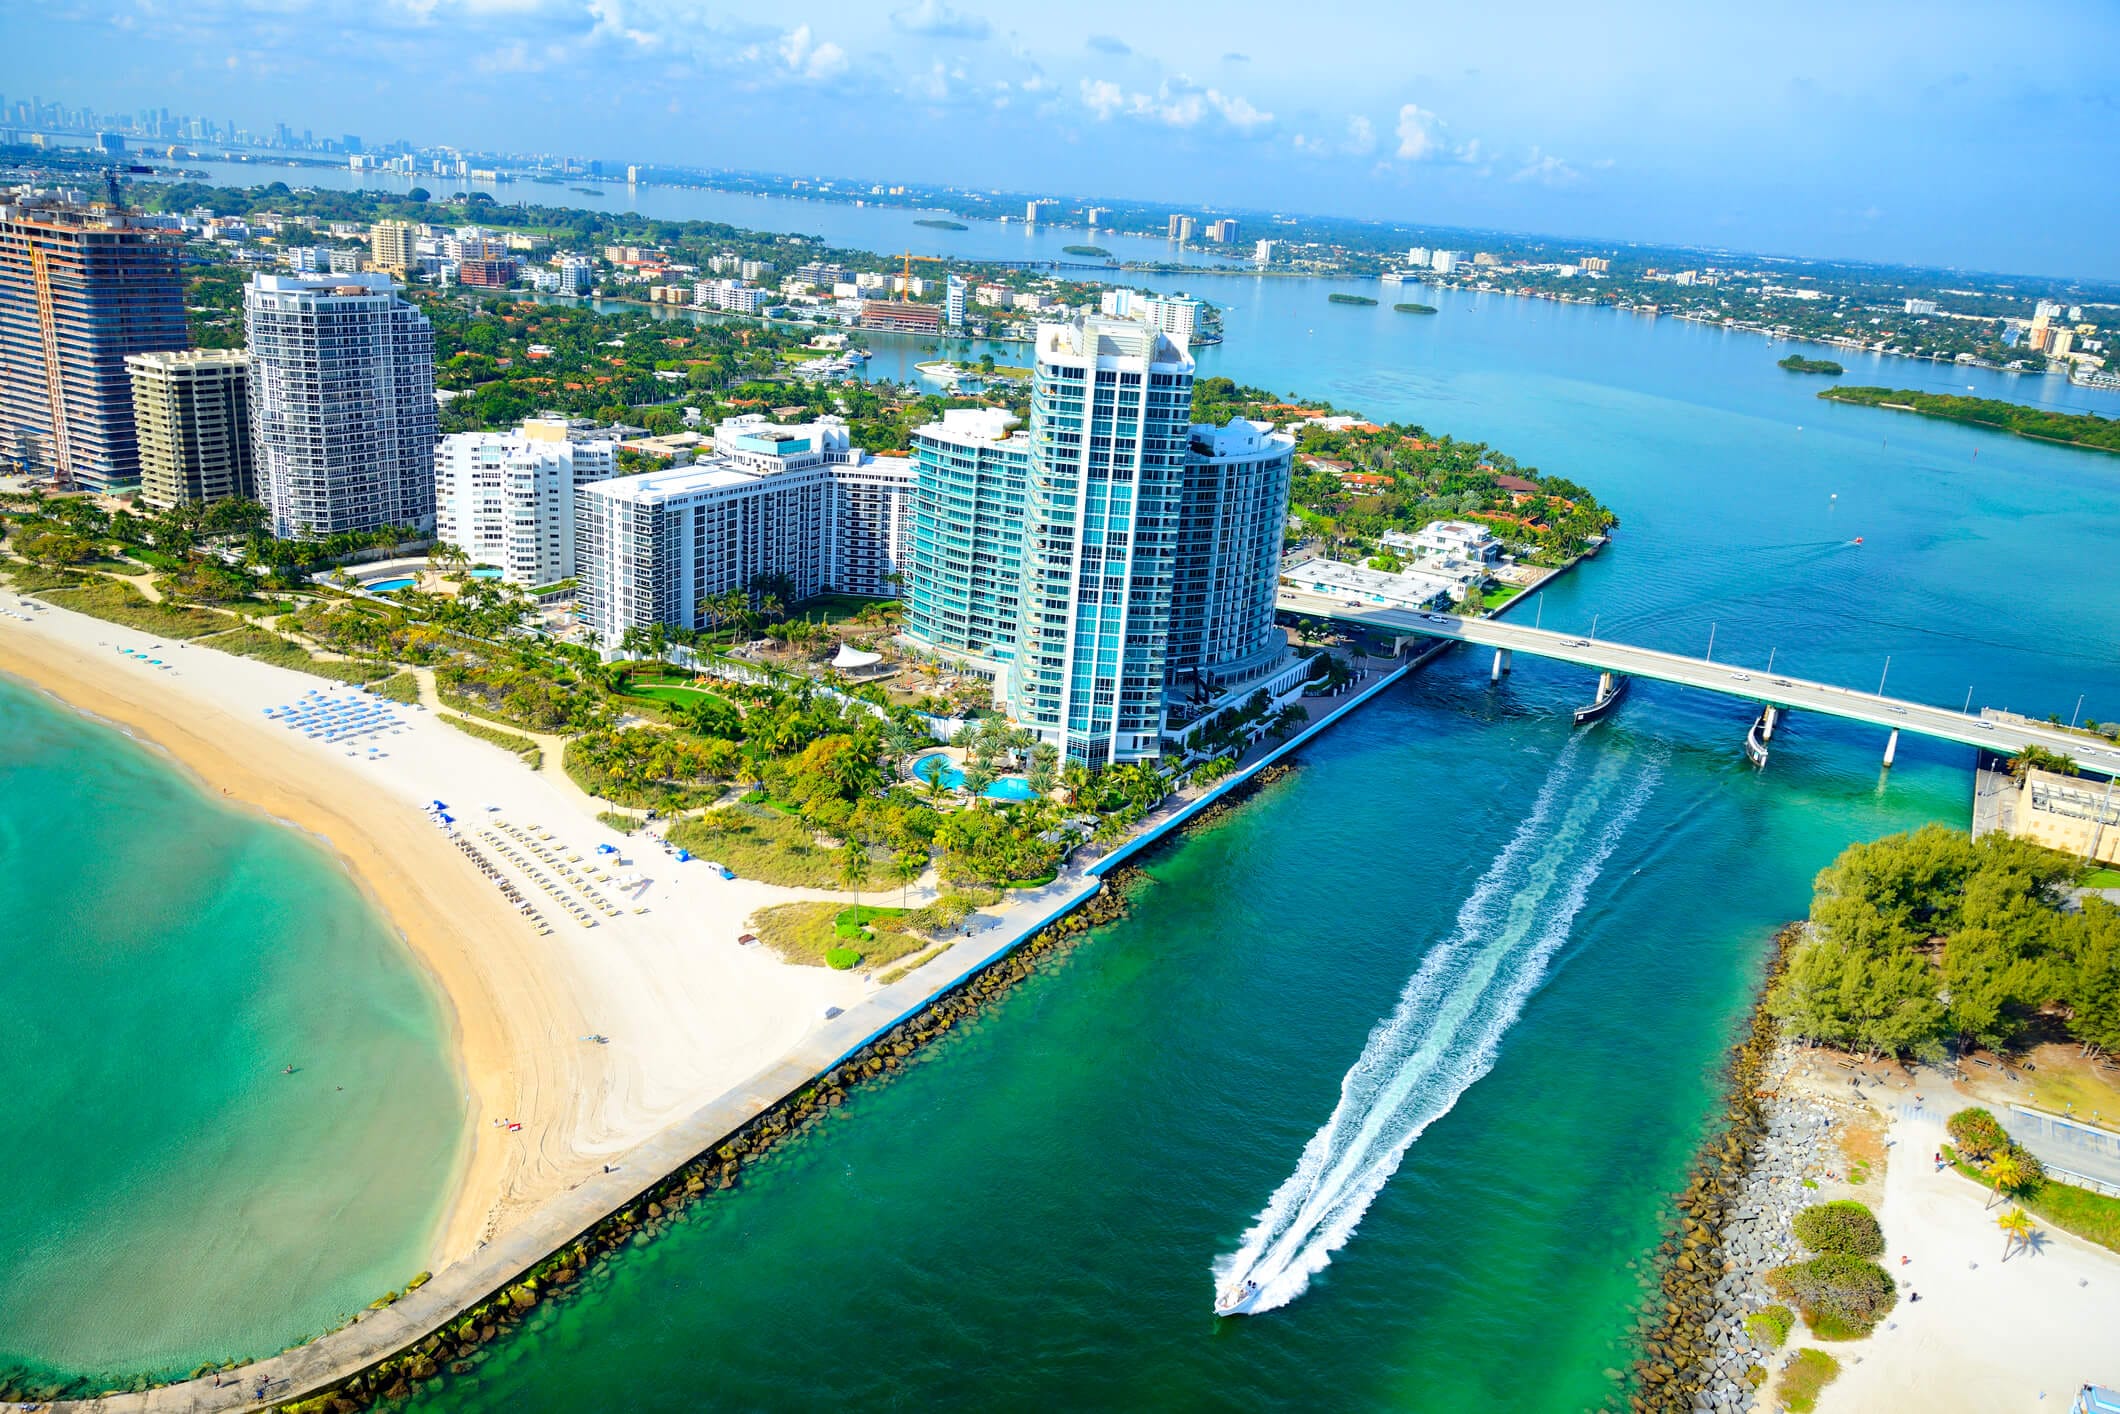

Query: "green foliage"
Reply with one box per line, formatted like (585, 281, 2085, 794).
(1768, 824, 2116, 1057)
(1791, 1201, 1884, 1258)
(1327, 293, 1379, 306)
(1393, 303, 1438, 314)
(670, 806, 857, 889)
(1947, 1107, 2010, 1162)
(596, 810, 642, 835)
(1745, 1304, 1795, 1349)
(39, 577, 229, 638)
(201, 627, 392, 684)
(1821, 387, 2120, 454)
(566, 727, 737, 810)
(1778, 354, 1844, 375)
(1765, 1254, 1898, 1337)
(1779, 1349, 1842, 1413)
(825, 946, 863, 970)
(369, 671, 423, 704)
(747, 900, 930, 969)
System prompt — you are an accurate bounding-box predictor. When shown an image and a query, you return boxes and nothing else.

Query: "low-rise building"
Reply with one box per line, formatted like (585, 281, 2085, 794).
(1281, 556, 1461, 611)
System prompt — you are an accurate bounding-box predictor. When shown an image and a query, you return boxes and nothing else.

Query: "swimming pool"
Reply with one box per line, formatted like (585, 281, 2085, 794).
(368, 577, 417, 593)
(470, 567, 504, 579)
(910, 753, 1039, 801)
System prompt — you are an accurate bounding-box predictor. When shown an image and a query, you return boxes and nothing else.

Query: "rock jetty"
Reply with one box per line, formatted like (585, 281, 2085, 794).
(1622, 926, 1842, 1414)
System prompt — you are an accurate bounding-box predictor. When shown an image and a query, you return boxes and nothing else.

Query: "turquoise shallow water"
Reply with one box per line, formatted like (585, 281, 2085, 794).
(404, 251, 2119, 1410)
(0, 677, 462, 1386)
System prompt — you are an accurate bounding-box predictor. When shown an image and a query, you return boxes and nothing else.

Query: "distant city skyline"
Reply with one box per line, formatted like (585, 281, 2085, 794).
(5, 0, 2119, 279)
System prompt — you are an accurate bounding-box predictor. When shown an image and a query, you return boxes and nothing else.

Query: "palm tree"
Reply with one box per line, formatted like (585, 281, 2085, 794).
(921, 756, 951, 803)
(894, 849, 925, 907)
(1996, 1206, 2035, 1262)
(839, 843, 872, 917)
(962, 757, 997, 802)
(1985, 1152, 2024, 1210)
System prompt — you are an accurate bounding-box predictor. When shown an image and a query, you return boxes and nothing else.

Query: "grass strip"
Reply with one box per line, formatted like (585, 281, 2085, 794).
(201, 626, 391, 684)
(748, 900, 931, 970)
(440, 712, 543, 768)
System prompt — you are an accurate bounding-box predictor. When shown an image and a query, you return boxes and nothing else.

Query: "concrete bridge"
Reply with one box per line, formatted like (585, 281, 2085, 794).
(1276, 588, 2119, 777)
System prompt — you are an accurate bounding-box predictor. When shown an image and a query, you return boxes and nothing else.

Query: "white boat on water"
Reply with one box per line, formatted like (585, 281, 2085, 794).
(1214, 1279, 1266, 1317)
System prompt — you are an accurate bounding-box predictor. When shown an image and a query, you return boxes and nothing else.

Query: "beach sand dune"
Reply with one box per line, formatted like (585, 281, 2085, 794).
(0, 596, 859, 1268)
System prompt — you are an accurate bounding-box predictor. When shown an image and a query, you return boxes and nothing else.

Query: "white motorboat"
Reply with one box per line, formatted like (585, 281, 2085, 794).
(1214, 1278, 1265, 1317)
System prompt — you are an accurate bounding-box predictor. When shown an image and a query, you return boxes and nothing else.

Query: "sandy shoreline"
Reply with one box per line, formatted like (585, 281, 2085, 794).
(0, 592, 862, 1275)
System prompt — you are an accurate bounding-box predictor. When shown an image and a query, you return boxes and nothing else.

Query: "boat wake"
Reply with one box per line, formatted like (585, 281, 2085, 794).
(1213, 737, 1658, 1315)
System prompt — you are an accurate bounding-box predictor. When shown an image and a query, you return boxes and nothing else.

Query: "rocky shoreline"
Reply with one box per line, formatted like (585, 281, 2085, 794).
(1623, 924, 1843, 1414)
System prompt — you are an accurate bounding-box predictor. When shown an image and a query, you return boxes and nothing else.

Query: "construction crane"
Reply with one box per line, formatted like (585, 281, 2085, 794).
(100, 166, 125, 214)
(896, 250, 944, 292)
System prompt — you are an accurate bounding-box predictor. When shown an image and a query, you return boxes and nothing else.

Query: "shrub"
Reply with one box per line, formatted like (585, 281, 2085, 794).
(824, 946, 863, 970)
(1766, 1254, 1897, 1337)
(1780, 1348, 1841, 1413)
(1948, 1108, 2010, 1162)
(1792, 1201, 1885, 1258)
(1744, 1304, 1795, 1349)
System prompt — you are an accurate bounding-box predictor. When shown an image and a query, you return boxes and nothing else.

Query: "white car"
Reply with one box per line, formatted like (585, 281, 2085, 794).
(1426, 613, 1450, 623)
(1731, 672, 1751, 682)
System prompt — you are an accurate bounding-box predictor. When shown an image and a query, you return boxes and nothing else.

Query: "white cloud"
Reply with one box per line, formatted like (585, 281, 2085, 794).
(1345, 114, 1376, 156)
(1512, 147, 1580, 186)
(778, 23, 847, 80)
(890, 0, 989, 40)
(1395, 103, 1445, 160)
(907, 59, 950, 100)
(1079, 77, 1272, 134)
(1080, 77, 1126, 119)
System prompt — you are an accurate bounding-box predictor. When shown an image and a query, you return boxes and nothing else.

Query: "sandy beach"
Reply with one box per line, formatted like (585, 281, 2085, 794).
(0, 591, 865, 1268)
(1815, 1095, 2120, 1412)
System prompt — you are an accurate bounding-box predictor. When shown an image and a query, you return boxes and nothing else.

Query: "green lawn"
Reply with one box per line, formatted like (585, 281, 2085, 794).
(1946, 1149, 2120, 1255)
(2085, 866, 2120, 888)
(788, 593, 892, 624)
(623, 680, 735, 710)
(368, 671, 423, 704)
(1481, 583, 1525, 609)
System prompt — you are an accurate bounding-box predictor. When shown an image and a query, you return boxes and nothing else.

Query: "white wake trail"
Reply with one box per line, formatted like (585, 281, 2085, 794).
(1214, 740, 1659, 1314)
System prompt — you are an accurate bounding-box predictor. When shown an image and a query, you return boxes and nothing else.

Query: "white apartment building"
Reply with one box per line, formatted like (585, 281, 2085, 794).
(1430, 250, 1459, 274)
(1139, 295, 1200, 345)
(1170, 417, 1297, 690)
(435, 419, 617, 586)
(556, 254, 595, 295)
(244, 272, 437, 538)
(576, 415, 914, 648)
(1098, 288, 1135, 318)
(945, 274, 966, 327)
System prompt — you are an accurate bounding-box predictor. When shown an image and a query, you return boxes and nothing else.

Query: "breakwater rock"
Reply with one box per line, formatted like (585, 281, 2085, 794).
(1622, 925, 1837, 1414)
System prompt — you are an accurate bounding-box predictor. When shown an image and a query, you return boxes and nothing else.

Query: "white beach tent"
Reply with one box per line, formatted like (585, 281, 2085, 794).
(831, 643, 884, 671)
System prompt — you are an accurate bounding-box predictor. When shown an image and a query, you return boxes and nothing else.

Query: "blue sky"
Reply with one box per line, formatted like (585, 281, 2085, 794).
(8, 0, 2118, 277)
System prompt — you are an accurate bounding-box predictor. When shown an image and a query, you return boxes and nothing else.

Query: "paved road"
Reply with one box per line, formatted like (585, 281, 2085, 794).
(1997, 1105, 2120, 1191)
(1277, 588, 2120, 776)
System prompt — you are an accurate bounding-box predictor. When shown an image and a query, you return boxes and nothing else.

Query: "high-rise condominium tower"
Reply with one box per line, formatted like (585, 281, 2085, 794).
(244, 272, 437, 538)
(435, 418, 617, 585)
(1008, 316, 1196, 765)
(0, 199, 189, 492)
(127, 348, 254, 508)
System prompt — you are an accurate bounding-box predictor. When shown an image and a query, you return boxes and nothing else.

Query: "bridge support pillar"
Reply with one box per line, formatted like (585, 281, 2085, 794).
(1762, 706, 1779, 741)
(1490, 647, 1512, 683)
(1883, 728, 1900, 767)
(1598, 671, 1616, 700)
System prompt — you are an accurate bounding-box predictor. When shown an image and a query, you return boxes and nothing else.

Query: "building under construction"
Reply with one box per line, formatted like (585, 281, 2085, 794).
(0, 197, 190, 492)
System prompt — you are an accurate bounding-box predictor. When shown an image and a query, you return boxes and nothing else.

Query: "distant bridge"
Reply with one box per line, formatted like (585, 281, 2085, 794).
(1276, 588, 2119, 777)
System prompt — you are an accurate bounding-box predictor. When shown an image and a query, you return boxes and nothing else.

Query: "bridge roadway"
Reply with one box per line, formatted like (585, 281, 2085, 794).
(1277, 588, 2120, 776)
